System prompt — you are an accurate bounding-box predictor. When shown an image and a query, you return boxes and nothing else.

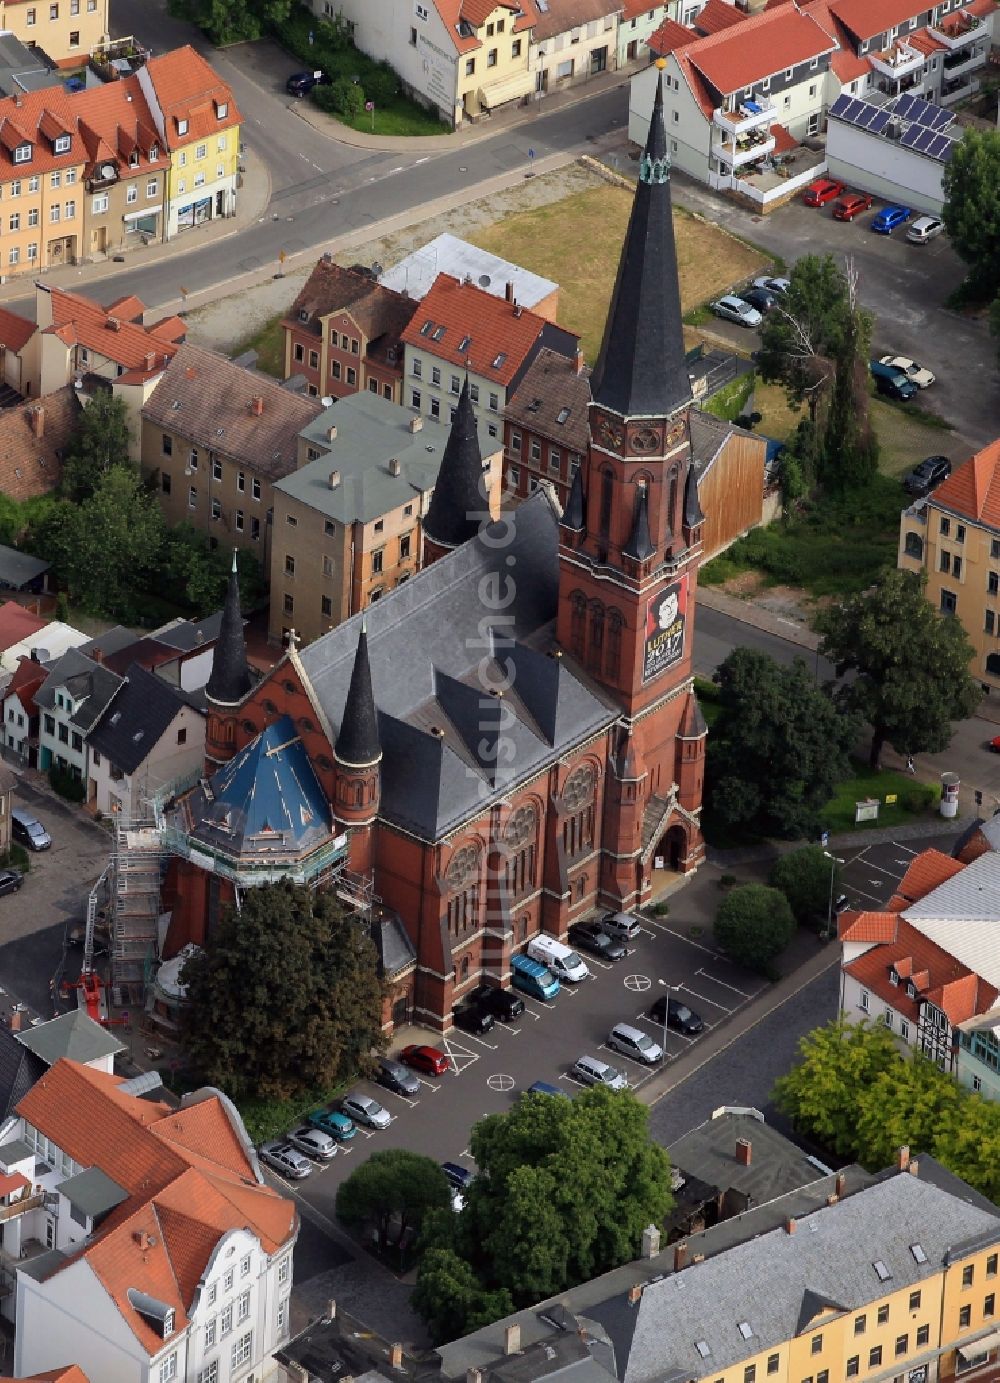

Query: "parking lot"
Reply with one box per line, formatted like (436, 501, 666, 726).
(264, 915, 768, 1219)
(831, 830, 960, 916)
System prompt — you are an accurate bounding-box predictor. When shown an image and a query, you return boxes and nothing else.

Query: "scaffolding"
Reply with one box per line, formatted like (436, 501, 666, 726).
(107, 815, 166, 1005)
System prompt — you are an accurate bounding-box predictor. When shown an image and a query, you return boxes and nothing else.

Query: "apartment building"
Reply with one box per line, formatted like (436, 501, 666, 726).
(504, 345, 590, 505)
(269, 390, 502, 645)
(141, 342, 322, 567)
(400, 272, 578, 443)
(4, 1058, 297, 1383)
(137, 46, 242, 238)
(898, 438, 1000, 691)
(379, 232, 560, 320)
(281, 256, 416, 402)
(0, 88, 86, 275)
(617, 0, 670, 64)
(0, 0, 108, 68)
(33, 644, 121, 779)
(529, 0, 624, 98)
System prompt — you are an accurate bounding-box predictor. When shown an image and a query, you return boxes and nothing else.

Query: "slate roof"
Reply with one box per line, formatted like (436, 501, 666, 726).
(299, 492, 617, 840)
(0, 545, 49, 589)
(180, 715, 331, 859)
(590, 75, 692, 420)
(371, 911, 417, 978)
(205, 555, 252, 707)
(505, 348, 591, 456)
(34, 646, 123, 731)
(0, 1024, 46, 1122)
(57, 1165, 129, 1219)
(380, 232, 558, 312)
(335, 625, 381, 768)
(930, 439, 1000, 528)
(16, 1010, 124, 1066)
(669, 1110, 825, 1206)
(88, 663, 188, 776)
(154, 611, 224, 653)
(283, 258, 417, 350)
(424, 378, 488, 551)
(143, 343, 322, 480)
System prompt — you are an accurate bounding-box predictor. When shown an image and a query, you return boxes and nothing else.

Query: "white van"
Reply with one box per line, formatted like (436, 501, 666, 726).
(527, 935, 590, 983)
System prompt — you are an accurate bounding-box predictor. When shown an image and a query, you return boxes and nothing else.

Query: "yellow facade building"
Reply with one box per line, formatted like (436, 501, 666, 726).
(898, 439, 1000, 693)
(0, 93, 84, 275)
(0, 0, 108, 67)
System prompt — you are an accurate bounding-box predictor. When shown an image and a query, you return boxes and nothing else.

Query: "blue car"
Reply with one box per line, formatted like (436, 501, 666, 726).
(871, 205, 911, 234)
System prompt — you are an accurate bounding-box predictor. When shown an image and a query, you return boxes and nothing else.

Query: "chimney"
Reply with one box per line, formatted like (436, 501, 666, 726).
(641, 1224, 661, 1259)
(674, 1242, 688, 1272)
(390, 1344, 403, 1370)
(467, 1370, 484, 1383)
(144, 350, 156, 371)
(91, 647, 104, 665)
(14, 91, 22, 107)
(185, 365, 197, 380)
(389, 457, 401, 476)
(575, 349, 585, 376)
(628, 1284, 643, 1307)
(30, 405, 44, 439)
(408, 416, 422, 433)
(513, 305, 523, 318)
(328, 1299, 337, 1320)
(505, 1325, 521, 1356)
(898, 1145, 910, 1172)
(250, 395, 264, 417)
(835, 1172, 846, 1199)
(785, 1217, 796, 1235)
(736, 1137, 752, 1166)
(322, 251, 333, 264)
(328, 470, 341, 489)
(106, 315, 121, 332)
(327, 424, 337, 441)
(505, 281, 514, 303)
(9, 1011, 21, 1032)
(909, 1158, 919, 1177)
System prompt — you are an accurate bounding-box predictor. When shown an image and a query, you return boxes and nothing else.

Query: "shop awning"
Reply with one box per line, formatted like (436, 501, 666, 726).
(480, 71, 533, 108)
(958, 1330, 1000, 1361)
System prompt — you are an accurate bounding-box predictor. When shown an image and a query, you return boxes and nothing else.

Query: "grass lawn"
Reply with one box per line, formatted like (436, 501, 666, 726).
(235, 1078, 352, 1145)
(330, 97, 449, 137)
(232, 316, 286, 379)
(469, 188, 769, 364)
(820, 760, 939, 834)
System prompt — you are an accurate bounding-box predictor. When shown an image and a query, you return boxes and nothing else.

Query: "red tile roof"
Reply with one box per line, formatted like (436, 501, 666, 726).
(17, 1061, 296, 1356)
(895, 848, 965, 903)
(931, 439, 1000, 527)
(802, 0, 870, 77)
(769, 122, 799, 153)
(683, 5, 836, 93)
(844, 915, 998, 1026)
(696, 0, 748, 33)
(907, 27, 946, 53)
(400, 273, 561, 386)
(0, 306, 35, 354)
(838, 910, 900, 943)
(0, 388, 81, 502)
(142, 46, 243, 145)
(648, 17, 699, 52)
(830, 0, 932, 41)
(44, 286, 181, 375)
(0, 1370, 90, 1383)
(6, 655, 47, 718)
(0, 1170, 30, 1197)
(0, 600, 45, 653)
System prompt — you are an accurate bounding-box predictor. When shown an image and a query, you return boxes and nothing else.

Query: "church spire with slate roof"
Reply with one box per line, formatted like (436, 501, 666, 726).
(206, 551, 252, 708)
(335, 620, 381, 769)
(589, 68, 692, 420)
(333, 620, 382, 862)
(422, 377, 487, 565)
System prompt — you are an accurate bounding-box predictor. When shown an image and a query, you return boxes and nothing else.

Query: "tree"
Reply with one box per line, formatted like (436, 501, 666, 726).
(159, 525, 264, 616)
(772, 1018, 902, 1158)
(942, 128, 1000, 301)
(854, 1053, 963, 1171)
(817, 268, 878, 493)
(816, 568, 982, 769)
(708, 649, 859, 840)
(769, 846, 841, 927)
(329, 77, 366, 118)
(412, 1249, 515, 1346)
(60, 392, 133, 502)
(168, 0, 292, 44)
(180, 882, 384, 1101)
(336, 1150, 451, 1250)
(714, 884, 795, 974)
(756, 254, 850, 421)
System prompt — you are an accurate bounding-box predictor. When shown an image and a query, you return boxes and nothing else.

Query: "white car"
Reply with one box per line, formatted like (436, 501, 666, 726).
(879, 354, 935, 389)
(259, 1141, 312, 1180)
(906, 215, 944, 244)
(341, 1094, 392, 1130)
(711, 295, 763, 328)
(286, 1124, 337, 1161)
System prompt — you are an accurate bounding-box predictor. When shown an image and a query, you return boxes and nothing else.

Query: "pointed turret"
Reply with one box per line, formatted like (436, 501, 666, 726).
(423, 378, 486, 560)
(562, 463, 585, 531)
(683, 463, 705, 529)
(623, 486, 655, 562)
(590, 68, 692, 420)
(335, 621, 381, 768)
(206, 550, 252, 707)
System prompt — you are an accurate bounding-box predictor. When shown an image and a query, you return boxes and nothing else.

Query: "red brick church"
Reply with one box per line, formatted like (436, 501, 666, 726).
(161, 74, 709, 1032)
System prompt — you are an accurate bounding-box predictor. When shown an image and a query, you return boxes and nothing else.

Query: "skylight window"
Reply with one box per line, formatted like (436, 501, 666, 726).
(420, 320, 434, 336)
(873, 1261, 892, 1282)
(696, 1342, 712, 1359)
(432, 325, 446, 341)
(458, 335, 471, 352)
(556, 406, 571, 423)
(910, 1244, 927, 1264)
(492, 352, 507, 368)
(738, 1323, 754, 1341)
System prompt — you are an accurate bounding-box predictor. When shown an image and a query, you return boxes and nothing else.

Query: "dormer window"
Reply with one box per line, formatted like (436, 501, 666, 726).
(889, 968, 899, 986)
(216, 101, 228, 118)
(149, 143, 159, 159)
(129, 150, 139, 167)
(14, 144, 31, 164)
(906, 981, 916, 998)
(177, 118, 188, 135)
(54, 134, 70, 154)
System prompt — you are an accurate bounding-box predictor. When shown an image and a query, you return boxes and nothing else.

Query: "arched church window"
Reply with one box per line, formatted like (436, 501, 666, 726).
(667, 466, 679, 527)
(606, 610, 623, 678)
(599, 467, 614, 542)
(589, 601, 605, 666)
(570, 591, 587, 658)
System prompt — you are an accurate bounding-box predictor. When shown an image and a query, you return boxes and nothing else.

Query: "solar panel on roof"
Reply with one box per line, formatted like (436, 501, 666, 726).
(899, 123, 922, 147)
(928, 132, 954, 160)
(829, 93, 851, 118)
(892, 92, 917, 120)
(869, 109, 890, 134)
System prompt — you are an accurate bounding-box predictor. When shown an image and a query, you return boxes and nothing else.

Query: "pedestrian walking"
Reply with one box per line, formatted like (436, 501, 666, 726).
(906, 755, 915, 775)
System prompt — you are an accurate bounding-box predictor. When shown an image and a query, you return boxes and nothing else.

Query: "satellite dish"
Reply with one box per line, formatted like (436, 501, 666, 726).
(479, 274, 491, 287)
(320, 396, 333, 407)
(100, 162, 117, 179)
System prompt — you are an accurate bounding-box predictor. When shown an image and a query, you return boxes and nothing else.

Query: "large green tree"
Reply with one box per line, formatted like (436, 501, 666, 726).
(412, 1250, 515, 1346)
(180, 882, 384, 1100)
(770, 846, 841, 928)
(59, 391, 133, 502)
(818, 285, 878, 493)
(772, 1018, 902, 1158)
(169, 0, 292, 44)
(757, 254, 851, 421)
(942, 128, 1000, 301)
(714, 884, 795, 974)
(158, 525, 264, 617)
(817, 568, 982, 769)
(336, 1150, 451, 1250)
(708, 649, 858, 840)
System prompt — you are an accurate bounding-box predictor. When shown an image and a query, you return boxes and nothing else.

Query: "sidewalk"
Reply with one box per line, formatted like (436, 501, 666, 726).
(0, 146, 272, 308)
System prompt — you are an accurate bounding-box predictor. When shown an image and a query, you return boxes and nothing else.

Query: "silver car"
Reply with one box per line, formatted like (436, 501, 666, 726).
(259, 1141, 312, 1179)
(286, 1124, 337, 1161)
(906, 215, 943, 244)
(341, 1094, 392, 1130)
(711, 295, 763, 328)
(601, 910, 641, 941)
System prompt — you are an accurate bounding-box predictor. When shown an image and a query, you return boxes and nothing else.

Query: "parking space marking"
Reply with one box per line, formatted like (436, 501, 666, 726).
(598, 1043, 667, 1076)
(443, 1037, 482, 1074)
(455, 1031, 500, 1052)
(868, 877, 888, 888)
(492, 1021, 521, 1037)
(560, 984, 579, 998)
(649, 924, 725, 959)
(588, 955, 614, 971)
(677, 983, 733, 1013)
(696, 967, 752, 998)
(846, 885, 891, 906)
(380, 1088, 420, 1107)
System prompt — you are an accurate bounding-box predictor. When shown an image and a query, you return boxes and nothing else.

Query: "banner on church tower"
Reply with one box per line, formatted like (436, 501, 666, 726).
(643, 575, 689, 684)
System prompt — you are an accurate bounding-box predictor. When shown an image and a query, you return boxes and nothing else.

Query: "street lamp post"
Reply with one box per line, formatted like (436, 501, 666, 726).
(823, 850, 845, 941)
(657, 978, 671, 1059)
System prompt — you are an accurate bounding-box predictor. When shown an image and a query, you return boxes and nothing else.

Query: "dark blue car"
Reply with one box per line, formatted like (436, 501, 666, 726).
(871, 205, 911, 234)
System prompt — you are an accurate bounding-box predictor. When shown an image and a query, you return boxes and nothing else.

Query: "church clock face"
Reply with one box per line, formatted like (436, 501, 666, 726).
(594, 414, 624, 452)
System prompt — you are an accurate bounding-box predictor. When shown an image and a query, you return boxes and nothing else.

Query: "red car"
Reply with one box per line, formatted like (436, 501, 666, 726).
(803, 178, 846, 207)
(832, 193, 875, 222)
(399, 1044, 450, 1076)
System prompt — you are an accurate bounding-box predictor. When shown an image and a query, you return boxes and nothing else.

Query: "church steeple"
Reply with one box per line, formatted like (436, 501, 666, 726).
(622, 485, 655, 562)
(562, 463, 585, 531)
(206, 550, 252, 708)
(423, 378, 486, 564)
(590, 67, 692, 420)
(335, 621, 381, 769)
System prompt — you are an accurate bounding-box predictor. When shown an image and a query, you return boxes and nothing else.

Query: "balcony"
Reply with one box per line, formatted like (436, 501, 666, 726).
(712, 125, 776, 166)
(869, 40, 926, 79)
(940, 74, 981, 103)
(942, 43, 985, 73)
(713, 95, 776, 135)
(0, 1193, 44, 1222)
(927, 10, 982, 49)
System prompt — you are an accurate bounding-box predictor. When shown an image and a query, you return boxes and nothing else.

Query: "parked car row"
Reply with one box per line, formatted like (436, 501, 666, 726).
(802, 179, 945, 245)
